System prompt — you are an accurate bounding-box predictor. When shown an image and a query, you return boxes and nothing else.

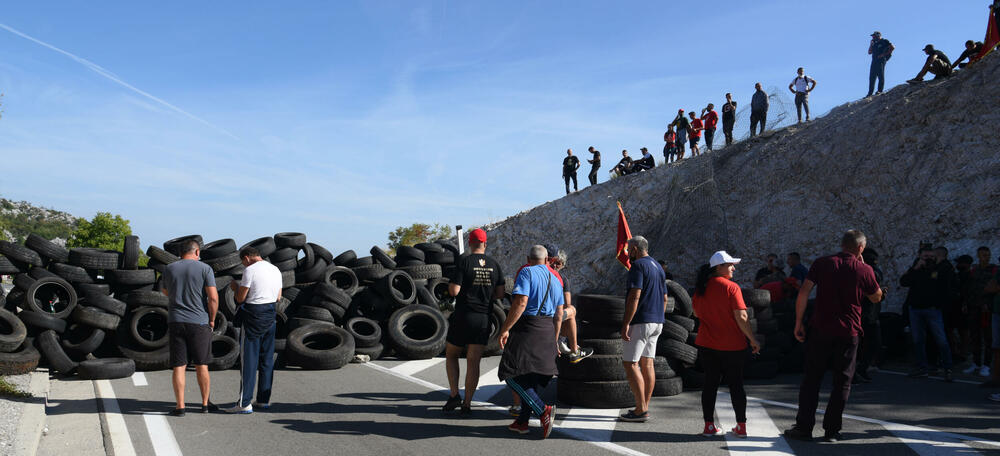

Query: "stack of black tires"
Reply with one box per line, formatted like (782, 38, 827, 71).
(557, 293, 682, 408)
(740, 289, 783, 379)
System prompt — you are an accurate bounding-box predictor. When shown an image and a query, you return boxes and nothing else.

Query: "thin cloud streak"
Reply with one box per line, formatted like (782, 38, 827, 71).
(0, 22, 239, 140)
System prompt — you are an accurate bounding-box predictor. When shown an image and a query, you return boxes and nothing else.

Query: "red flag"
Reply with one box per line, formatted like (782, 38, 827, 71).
(974, 5, 999, 62)
(616, 201, 632, 269)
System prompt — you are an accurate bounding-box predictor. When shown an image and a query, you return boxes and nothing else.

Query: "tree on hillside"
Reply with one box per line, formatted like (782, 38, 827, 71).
(387, 223, 453, 252)
(68, 212, 133, 251)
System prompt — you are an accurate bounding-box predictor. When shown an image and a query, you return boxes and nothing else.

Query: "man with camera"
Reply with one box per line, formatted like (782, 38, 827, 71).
(867, 31, 894, 97)
(901, 246, 956, 381)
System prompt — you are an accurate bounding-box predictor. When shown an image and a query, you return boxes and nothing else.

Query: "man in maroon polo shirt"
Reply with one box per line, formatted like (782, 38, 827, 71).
(784, 230, 884, 443)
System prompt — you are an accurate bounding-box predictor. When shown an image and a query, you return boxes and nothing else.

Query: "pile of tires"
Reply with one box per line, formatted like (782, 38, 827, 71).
(557, 294, 682, 408)
(740, 289, 783, 379)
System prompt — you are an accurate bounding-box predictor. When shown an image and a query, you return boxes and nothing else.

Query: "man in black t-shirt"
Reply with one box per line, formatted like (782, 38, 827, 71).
(586, 146, 601, 186)
(443, 228, 505, 413)
(562, 149, 581, 194)
(721, 93, 737, 146)
(908, 44, 953, 83)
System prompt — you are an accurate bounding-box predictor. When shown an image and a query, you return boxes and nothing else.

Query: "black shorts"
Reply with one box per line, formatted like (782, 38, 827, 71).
(169, 322, 213, 367)
(446, 311, 491, 347)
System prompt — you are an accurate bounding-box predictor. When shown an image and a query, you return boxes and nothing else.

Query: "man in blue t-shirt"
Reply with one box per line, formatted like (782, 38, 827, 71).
(619, 236, 667, 423)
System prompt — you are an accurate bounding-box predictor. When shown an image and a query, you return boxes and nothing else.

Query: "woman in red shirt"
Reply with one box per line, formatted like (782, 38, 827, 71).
(693, 251, 761, 438)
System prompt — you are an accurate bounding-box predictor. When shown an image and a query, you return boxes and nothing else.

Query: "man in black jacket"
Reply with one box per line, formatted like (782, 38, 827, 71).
(855, 248, 885, 383)
(562, 149, 580, 194)
(901, 247, 955, 381)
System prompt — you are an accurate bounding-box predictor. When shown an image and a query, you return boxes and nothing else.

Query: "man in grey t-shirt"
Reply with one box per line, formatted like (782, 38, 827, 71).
(161, 240, 219, 416)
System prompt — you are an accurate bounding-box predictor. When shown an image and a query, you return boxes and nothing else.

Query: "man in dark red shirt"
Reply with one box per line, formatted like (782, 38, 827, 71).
(784, 230, 883, 443)
(700, 104, 719, 151)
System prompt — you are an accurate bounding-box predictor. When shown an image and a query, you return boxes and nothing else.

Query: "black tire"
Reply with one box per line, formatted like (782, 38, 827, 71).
(347, 256, 374, 268)
(758, 318, 779, 335)
(556, 378, 634, 408)
(24, 276, 78, 319)
(375, 270, 416, 307)
(129, 306, 170, 349)
(49, 262, 95, 284)
(281, 269, 295, 287)
(667, 314, 696, 332)
(387, 306, 447, 360)
(426, 278, 451, 301)
(575, 294, 627, 324)
(652, 376, 684, 397)
(205, 252, 241, 273)
(395, 246, 425, 262)
(658, 338, 698, 364)
(296, 306, 335, 323)
(219, 287, 237, 319)
(269, 247, 298, 263)
(660, 319, 689, 343)
(68, 248, 121, 270)
(208, 335, 239, 371)
(108, 269, 156, 285)
(578, 338, 623, 355)
(333, 250, 357, 266)
(484, 304, 507, 356)
(308, 243, 333, 264)
(313, 283, 351, 309)
(397, 264, 442, 280)
(415, 286, 437, 307)
(296, 258, 328, 284)
(370, 246, 397, 269)
(242, 237, 277, 258)
(680, 368, 704, 390)
(215, 275, 233, 291)
(13, 273, 36, 292)
(0, 340, 41, 375)
(557, 354, 626, 381)
(0, 256, 25, 274)
(126, 290, 168, 309)
(73, 306, 122, 331)
(414, 242, 444, 253)
(396, 259, 425, 268)
(201, 238, 237, 260)
(145, 245, 179, 265)
(37, 330, 77, 374)
(274, 232, 307, 249)
(757, 307, 773, 321)
(666, 280, 693, 317)
(346, 317, 381, 348)
(352, 264, 389, 282)
(286, 325, 355, 370)
(355, 342, 383, 360)
(76, 283, 111, 299)
(0, 241, 44, 267)
(118, 235, 141, 270)
(436, 240, 461, 259)
(18, 310, 67, 333)
(78, 358, 136, 379)
(28, 268, 56, 282)
(26, 234, 70, 263)
(425, 250, 454, 265)
(0, 308, 28, 352)
(742, 289, 771, 309)
(60, 323, 105, 357)
(653, 356, 676, 378)
(324, 266, 359, 295)
(272, 257, 297, 272)
(163, 235, 204, 255)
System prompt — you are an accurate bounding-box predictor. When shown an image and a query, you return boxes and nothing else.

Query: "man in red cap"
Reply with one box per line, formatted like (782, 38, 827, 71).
(443, 228, 506, 414)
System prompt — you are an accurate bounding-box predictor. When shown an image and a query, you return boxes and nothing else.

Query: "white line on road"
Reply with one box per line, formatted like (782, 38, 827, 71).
(748, 396, 999, 452)
(471, 366, 507, 403)
(131, 372, 148, 386)
(143, 413, 184, 456)
(716, 392, 794, 456)
(366, 362, 649, 456)
(390, 358, 445, 376)
(94, 379, 137, 456)
(558, 407, 621, 443)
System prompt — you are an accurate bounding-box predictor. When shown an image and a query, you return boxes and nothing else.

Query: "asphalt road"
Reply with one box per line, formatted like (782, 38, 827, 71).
(102, 355, 1000, 456)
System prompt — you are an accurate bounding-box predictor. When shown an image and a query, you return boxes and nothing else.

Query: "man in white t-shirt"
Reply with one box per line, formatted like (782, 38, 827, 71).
(224, 246, 283, 414)
(787, 67, 817, 123)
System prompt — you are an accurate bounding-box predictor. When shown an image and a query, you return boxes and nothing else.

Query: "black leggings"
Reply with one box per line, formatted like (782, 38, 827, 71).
(699, 346, 748, 423)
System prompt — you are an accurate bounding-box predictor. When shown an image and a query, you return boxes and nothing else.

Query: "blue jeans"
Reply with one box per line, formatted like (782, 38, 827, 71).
(868, 59, 887, 96)
(909, 308, 952, 370)
(238, 303, 277, 407)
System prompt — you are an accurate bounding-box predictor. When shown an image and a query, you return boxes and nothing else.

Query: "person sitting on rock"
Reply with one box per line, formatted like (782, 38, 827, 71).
(908, 44, 953, 83)
(952, 40, 984, 69)
(611, 150, 633, 176)
(630, 148, 655, 173)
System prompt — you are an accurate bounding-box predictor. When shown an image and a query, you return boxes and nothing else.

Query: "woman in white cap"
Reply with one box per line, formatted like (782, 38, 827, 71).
(692, 251, 761, 438)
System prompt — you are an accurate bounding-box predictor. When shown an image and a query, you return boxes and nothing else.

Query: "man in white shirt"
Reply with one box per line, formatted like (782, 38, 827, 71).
(787, 67, 817, 123)
(225, 246, 283, 414)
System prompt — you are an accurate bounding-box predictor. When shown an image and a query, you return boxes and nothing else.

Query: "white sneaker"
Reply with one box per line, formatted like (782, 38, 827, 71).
(224, 404, 253, 414)
(558, 338, 572, 355)
(980, 366, 992, 377)
(252, 402, 270, 410)
(963, 365, 979, 374)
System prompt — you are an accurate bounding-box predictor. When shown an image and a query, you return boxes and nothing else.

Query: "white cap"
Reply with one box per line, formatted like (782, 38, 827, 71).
(709, 251, 741, 268)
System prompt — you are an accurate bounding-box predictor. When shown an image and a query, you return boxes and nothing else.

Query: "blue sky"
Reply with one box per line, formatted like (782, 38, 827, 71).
(0, 1, 990, 253)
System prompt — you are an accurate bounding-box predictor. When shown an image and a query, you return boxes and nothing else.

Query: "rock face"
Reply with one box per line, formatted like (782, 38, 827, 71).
(484, 52, 1000, 312)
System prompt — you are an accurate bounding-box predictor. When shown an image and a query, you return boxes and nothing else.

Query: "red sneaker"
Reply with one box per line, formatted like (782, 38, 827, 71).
(731, 423, 747, 438)
(541, 405, 556, 439)
(702, 422, 722, 437)
(508, 421, 529, 434)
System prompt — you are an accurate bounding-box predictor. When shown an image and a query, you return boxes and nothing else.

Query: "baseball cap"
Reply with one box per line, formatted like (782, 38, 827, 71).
(709, 251, 741, 268)
(544, 243, 560, 258)
(469, 229, 487, 243)
(871, 31, 881, 37)
(678, 108, 684, 113)
(923, 44, 934, 51)
(640, 147, 648, 152)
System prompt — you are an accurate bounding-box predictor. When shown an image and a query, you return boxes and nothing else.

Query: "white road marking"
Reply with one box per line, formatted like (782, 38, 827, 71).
(558, 407, 621, 443)
(471, 366, 506, 403)
(142, 413, 184, 456)
(749, 396, 999, 452)
(94, 379, 137, 456)
(716, 392, 794, 455)
(131, 372, 148, 386)
(389, 358, 445, 376)
(366, 362, 649, 456)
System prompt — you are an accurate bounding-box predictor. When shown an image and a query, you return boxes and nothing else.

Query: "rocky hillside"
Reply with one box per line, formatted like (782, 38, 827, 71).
(0, 197, 77, 244)
(483, 51, 1000, 311)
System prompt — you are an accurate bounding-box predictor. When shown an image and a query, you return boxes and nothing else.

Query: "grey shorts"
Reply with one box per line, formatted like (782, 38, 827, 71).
(993, 313, 1000, 349)
(623, 323, 662, 363)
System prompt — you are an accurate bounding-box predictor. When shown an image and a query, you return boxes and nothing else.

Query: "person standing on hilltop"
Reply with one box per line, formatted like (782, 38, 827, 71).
(701, 104, 719, 151)
(687, 112, 704, 156)
(671, 109, 690, 159)
(562, 149, 580, 195)
(750, 83, 769, 137)
(663, 125, 678, 164)
(722, 93, 737, 146)
(788, 68, 817, 123)
(867, 31, 894, 97)
(586, 146, 601, 186)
